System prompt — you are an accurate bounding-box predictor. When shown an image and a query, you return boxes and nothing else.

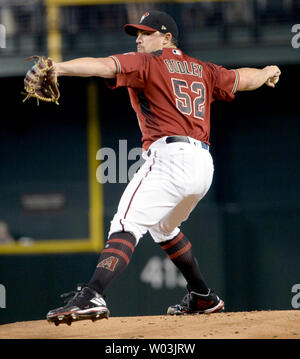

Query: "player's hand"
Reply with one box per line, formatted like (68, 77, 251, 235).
(264, 65, 281, 88)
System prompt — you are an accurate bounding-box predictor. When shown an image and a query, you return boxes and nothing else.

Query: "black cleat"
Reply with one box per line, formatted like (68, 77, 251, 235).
(167, 289, 224, 315)
(47, 284, 109, 326)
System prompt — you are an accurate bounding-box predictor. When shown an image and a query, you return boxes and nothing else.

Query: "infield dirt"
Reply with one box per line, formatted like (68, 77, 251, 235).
(0, 310, 299, 339)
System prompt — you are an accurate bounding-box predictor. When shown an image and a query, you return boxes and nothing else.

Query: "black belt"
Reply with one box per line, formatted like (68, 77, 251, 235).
(166, 136, 209, 150)
(147, 136, 209, 156)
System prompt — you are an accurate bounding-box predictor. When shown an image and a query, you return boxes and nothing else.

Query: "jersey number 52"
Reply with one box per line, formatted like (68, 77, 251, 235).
(171, 78, 205, 121)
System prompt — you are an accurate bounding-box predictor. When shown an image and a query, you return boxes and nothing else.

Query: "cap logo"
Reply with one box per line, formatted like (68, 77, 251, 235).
(140, 12, 149, 23)
(161, 25, 167, 30)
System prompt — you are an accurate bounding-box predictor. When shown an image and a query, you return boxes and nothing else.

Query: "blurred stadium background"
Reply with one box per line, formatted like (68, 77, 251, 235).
(0, 0, 299, 324)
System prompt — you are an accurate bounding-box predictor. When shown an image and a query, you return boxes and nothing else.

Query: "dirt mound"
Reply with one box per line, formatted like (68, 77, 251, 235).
(0, 310, 299, 339)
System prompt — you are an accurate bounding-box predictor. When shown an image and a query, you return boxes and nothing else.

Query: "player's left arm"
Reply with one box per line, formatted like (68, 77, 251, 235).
(235, 65, 281, 91)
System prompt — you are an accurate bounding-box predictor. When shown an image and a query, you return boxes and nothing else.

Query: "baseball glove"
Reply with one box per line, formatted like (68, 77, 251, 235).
(23, 55, 60, 105)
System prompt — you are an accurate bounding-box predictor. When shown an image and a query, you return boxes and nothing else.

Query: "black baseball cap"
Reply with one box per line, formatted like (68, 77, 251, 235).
(124, 10, 178, 41)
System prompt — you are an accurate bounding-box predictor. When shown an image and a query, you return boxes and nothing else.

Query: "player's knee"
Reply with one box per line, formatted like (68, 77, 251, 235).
(149, 227, 180, 244)
(108, 219, 145, 245)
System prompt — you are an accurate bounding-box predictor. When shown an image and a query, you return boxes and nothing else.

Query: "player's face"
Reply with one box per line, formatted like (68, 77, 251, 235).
(136, 30, 166, 53)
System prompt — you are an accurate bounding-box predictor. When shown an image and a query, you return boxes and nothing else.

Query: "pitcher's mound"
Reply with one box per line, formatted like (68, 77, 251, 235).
(0, 310, 299, 339)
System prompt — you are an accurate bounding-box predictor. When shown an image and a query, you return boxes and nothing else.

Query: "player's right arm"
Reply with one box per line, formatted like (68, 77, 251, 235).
(54, 57, 117, 78)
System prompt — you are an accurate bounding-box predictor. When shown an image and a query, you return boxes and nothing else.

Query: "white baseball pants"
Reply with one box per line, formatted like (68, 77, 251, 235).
(108, 136, 214, 245)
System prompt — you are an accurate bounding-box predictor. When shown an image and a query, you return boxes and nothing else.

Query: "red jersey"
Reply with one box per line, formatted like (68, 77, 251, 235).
(108, 48, 239, 150)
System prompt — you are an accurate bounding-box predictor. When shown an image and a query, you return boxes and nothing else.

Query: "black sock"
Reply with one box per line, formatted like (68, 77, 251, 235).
(88, 231, 136, 294)
(159, 232, 209, 294)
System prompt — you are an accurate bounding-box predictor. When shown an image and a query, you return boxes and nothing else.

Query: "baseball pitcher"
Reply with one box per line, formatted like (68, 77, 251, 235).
(24, 10, 280, 326)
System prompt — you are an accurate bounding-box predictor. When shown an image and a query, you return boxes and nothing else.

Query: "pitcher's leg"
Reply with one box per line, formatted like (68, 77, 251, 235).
(149, 194, 224, 315)
(88, 231, 137, 294)
(157, 231, 224, 315)
(109, 152, 186, 244)
(159, 231, 209, 294)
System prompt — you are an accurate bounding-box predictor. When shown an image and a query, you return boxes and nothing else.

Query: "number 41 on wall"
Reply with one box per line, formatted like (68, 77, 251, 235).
(140, 256, 186, 290)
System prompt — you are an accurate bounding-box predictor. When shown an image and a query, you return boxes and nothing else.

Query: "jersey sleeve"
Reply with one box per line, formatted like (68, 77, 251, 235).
(207, 63, 240, 102)
(106, 52, 149, 89)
